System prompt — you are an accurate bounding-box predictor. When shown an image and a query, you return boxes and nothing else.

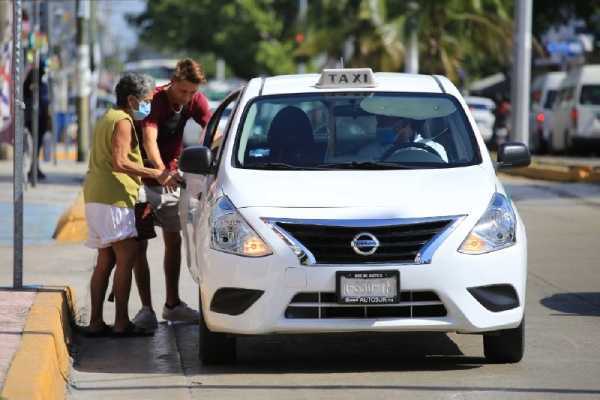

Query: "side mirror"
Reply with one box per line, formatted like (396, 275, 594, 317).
(497, 142, 531, 169)
(179, 145, 213, 175)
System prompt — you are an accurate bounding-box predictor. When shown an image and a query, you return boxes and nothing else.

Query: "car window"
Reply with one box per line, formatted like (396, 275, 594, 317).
(203, 89, 242, 167)
(580, 85, 600, 105)
(543, 90, 557, 109)
(235, 93, 480, 170)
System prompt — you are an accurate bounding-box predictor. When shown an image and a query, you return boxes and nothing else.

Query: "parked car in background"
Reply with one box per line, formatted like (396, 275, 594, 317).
(464, 96, 495, 145)
(123, 59, 178, 87)
(529, 72, 565, 153)
(550, 65, 600, 153)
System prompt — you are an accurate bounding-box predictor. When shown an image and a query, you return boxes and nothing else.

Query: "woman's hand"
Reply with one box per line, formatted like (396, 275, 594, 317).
(155, 169, 174, 186)
(155, 169, 182, 192)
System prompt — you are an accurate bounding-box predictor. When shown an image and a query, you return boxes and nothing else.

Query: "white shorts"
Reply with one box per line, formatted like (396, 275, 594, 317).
(84, 203, 138, 249)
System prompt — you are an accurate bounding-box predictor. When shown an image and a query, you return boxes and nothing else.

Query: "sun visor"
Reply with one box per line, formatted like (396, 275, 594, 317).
(360, 96, 457, 120)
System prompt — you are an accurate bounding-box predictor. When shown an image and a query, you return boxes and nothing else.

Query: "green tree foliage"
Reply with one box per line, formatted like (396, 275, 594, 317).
(131, 0, 299, 78)
(298, 0, 512, 82)
(132, 0, 513, 83)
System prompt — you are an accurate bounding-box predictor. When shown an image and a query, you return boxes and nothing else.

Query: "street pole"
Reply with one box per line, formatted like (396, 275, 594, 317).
(75, 0, 90, 162)
(12, 0, 24, 289)
(404, 2, 419, 74)
(46, 0, 57, 166)
(510, 0, 532, 144)
(89, 0, 98, 138)
(297, 0, 307, 74)
(30, 0, 40, 187)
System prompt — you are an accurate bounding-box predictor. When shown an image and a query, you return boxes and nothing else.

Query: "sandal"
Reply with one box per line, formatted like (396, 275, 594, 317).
(111, 322, 154, 338)
(80, 323, 113, 338)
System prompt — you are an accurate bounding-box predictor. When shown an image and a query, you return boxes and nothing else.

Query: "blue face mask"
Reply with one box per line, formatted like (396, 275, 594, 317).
(376, 128, 396, 145)
(132, 100, 151, 120)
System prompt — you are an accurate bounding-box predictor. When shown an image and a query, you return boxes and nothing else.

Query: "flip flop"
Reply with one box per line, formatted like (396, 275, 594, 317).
(80, 323, 113, 338)
(111, 322, 154, 338)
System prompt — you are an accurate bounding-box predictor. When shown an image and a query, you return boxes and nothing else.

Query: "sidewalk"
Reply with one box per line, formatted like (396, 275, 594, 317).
(0, 158, 90, 400)
(501, 154, 600, 182)
(0, 155, 187, 399)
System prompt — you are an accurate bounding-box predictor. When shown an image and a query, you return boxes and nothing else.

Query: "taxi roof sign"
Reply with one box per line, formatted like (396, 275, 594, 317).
(316, 68, 376, 88)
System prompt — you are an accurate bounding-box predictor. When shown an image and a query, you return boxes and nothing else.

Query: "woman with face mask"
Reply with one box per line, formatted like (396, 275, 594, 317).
(82, 73, 174, 337)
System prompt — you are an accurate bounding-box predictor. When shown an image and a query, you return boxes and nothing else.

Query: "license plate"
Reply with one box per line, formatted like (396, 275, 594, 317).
(336, 270, 400, 304)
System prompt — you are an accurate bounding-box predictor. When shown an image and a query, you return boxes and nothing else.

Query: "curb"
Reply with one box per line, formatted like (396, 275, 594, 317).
(53, 192, 87, 242)
(502, 163, 600, 183)
(1, 287, 75, 400)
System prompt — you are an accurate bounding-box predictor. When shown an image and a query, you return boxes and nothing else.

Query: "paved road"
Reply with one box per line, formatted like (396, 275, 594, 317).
(61, 175, 600, 400)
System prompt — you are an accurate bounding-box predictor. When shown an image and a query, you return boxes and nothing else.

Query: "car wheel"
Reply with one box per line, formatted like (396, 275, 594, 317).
(198, 289, 237, 365)
(483, 319, 524, 363)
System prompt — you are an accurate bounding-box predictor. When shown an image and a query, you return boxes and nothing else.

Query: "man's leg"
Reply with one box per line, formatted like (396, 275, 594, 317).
(111, 238, 137, 332)
(133, 239, 152, 307)
(89, 247, 115, 329)
(163, 230, 182, 307)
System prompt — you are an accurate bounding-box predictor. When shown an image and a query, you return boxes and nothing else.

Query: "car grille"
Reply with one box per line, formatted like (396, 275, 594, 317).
(276, 219, 452, 264)
(285, 291, 447, 319)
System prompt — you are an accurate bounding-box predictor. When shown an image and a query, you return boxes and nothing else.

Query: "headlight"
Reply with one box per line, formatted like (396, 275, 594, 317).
(209, 196, 272, 257)
(458, 193, 516, 255)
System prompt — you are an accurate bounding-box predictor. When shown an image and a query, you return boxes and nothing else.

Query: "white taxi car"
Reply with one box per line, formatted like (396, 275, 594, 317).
(179, 68, 531, 365)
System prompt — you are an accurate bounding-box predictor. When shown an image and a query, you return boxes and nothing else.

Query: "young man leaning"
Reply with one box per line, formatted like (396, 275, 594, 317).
(132, 58, 212, 330)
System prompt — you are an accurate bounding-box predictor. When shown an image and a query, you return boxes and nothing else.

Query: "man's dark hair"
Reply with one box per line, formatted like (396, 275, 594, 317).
(115, 72, 155, 108)
(171, 58, 206, 84)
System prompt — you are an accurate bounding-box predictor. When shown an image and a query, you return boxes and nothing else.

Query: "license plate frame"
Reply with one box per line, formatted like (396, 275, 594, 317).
(336, 270, 400, 304)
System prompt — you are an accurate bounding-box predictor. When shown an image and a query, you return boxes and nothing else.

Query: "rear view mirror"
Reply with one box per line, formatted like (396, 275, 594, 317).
(180, 145, 213, 175)
(497, 142, 531, 169)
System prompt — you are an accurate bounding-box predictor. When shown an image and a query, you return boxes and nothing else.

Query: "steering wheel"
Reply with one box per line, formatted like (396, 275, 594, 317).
(380, 141, 441, 161)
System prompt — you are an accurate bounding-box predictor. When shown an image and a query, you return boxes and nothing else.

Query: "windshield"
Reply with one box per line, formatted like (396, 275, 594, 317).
(234, 93, 480, 170)
(544, 90, 557, 109)
(580, 85, 600, 106)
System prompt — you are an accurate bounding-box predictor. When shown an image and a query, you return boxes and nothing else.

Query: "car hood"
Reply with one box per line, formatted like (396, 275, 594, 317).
(223, 165, 495, 216)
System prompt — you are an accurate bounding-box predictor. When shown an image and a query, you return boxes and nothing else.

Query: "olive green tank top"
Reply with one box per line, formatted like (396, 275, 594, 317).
(83, 108, 143, 208)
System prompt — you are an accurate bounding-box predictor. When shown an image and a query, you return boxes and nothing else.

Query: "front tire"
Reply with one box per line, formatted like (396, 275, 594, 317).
(199, 289, 236, 365)
(483, 319, 524, 363)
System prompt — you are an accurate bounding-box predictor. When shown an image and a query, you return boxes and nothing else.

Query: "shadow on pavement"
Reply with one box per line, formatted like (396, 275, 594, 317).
(540, 292, 600, 316)
(175, 325, 483, 375)
(72, 324, 482, 375)
(72, 325, 183, 375)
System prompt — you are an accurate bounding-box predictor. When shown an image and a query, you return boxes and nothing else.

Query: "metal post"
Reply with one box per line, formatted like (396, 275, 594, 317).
(216, 58, 226, 81)
(30, 0, 40, 187)
(89, 0, 98, 138)
(404, 2, 419, 74)
(297, 0, 307, 74)
(75, 0, 90, 162)
(46, 0, 57, 165)
(510, 0, 532, 144)
(12, 0, 24, 289)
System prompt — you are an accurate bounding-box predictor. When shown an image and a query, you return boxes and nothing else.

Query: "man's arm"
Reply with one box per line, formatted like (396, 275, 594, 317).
(142, 120, 180, 189)
(112, 119, 171, 184)
(191, 92, 212, 128)
(142, 124, 166, 170)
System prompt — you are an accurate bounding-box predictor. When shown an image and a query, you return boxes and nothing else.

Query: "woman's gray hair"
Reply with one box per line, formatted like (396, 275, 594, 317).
(115, 72, 155, 108)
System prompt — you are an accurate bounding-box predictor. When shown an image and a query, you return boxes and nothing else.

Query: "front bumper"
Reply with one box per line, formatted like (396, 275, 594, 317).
(198, 236, 527, 335)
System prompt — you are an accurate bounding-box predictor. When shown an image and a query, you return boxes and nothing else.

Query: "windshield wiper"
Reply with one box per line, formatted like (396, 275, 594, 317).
(317, 161, 416, 170)
(246, 162, 326, 170)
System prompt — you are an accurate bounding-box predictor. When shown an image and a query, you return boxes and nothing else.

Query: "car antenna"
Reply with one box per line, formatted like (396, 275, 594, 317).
(339, 57, 344, 68)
